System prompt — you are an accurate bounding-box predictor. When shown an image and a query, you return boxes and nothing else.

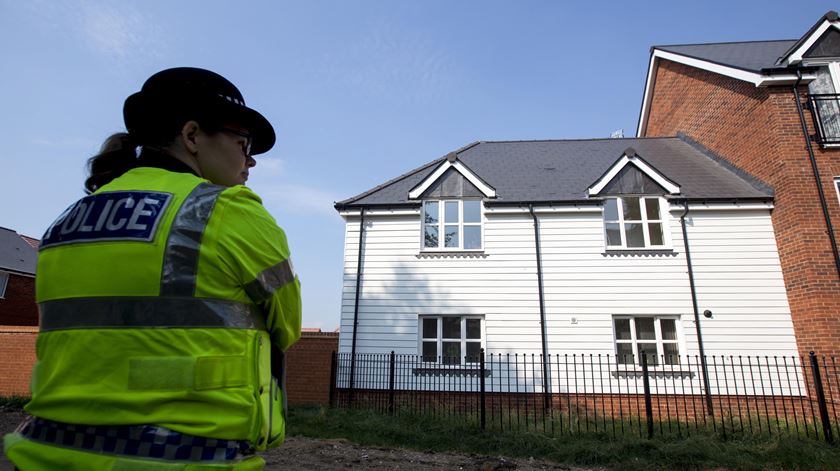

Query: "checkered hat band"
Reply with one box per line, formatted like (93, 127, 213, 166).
(16, 416, 252, 462)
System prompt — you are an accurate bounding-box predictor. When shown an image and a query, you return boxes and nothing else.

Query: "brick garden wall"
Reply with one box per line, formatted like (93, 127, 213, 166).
(0, 274, 37, 326)
(0, 326, 38, 396)
(284, 331, 339, 405)
(643, 59, 840, 358)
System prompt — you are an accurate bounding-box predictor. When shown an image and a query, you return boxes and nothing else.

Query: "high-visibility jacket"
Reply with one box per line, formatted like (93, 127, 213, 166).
(4, 165, 302, 470)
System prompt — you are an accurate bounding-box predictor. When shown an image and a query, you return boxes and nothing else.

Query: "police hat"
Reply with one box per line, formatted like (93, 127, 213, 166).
(123, 67, 276, 155)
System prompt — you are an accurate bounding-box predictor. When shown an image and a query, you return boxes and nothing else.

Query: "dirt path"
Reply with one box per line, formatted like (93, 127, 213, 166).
(1, 410, 589, 470)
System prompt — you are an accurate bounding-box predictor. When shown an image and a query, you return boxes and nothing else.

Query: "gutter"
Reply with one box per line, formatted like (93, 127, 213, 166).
(680, 200, 714, 416)
(528, 204, 551, 410)
(348, 207, 366, 401)
(792, 71, 840, 278)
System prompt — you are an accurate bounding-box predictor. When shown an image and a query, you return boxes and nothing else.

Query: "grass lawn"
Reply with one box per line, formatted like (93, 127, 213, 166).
(287, 405, 840, 471)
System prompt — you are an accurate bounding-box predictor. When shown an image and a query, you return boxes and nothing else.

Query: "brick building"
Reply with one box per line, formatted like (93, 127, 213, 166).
(638, 11, 840, 356)
(0, 227, 38, 326)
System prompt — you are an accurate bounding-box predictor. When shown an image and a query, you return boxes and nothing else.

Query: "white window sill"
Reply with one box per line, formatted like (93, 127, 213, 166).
(603, 249, 676, 257)
(611, 369, 695, 380)
(417, 251, 487, 259)
(412, 366, 490, 377)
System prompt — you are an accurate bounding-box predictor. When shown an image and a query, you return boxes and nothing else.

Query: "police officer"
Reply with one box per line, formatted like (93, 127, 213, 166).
(3, 67, 302, 470)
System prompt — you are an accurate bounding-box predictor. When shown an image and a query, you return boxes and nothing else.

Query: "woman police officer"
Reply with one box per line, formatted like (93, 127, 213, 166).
(3, 67, 302, 470)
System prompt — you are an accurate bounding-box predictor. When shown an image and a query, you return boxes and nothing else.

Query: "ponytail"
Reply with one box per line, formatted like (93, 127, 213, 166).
(84, 133, 140, 194)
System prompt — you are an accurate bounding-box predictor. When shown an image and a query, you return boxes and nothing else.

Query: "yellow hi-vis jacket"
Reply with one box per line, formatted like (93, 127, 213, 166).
(4, 166, 301, 470)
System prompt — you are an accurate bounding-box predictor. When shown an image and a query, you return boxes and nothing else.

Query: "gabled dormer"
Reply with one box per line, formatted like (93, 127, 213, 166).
(409, 152, 496, 251)
(408, 152, 496, 200)
(588, 148, 680, 250)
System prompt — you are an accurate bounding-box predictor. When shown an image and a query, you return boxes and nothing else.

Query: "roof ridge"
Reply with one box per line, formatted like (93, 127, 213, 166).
(676, 133, 774, 196)
(655, 39, 797, 48)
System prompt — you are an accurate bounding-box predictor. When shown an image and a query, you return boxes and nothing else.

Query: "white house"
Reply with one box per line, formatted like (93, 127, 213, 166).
(333, 135, 800, 394)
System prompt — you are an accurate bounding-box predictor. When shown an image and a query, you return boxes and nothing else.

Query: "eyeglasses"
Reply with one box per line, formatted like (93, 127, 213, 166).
(220, 127, 252, 157)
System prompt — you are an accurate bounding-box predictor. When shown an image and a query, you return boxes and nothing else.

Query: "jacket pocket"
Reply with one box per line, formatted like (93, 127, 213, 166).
(266, 376, 285, 447)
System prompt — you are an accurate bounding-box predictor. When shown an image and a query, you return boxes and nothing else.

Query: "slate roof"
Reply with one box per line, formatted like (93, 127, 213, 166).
(655, 40, 797, 73)
(653, 11, 840, 73)
(335, 135, 773, 209)
(0, 227, 38, 275)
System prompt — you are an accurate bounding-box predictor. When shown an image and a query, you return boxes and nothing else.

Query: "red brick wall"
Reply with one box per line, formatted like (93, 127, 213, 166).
(0, 274, 38, 326)
(644, 59, 840, 357)
(0, 327, 37, 396)
(285, 332, 339, 405)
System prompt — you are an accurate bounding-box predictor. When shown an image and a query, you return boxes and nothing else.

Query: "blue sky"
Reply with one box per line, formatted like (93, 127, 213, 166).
(0, 1, 835, 330)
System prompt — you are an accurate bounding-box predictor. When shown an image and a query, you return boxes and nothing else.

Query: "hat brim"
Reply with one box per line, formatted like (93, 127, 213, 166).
(124, 92, 276, 155)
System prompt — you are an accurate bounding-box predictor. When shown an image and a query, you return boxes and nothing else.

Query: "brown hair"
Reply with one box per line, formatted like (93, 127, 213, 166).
(84, 133, 141, 194)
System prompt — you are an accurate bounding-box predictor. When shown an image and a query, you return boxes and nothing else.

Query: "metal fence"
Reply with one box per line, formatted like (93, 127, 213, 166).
(330, 351, 839, 442)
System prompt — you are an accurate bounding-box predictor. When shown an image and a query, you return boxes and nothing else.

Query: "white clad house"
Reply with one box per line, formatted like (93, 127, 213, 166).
(333, 135, 800, 394)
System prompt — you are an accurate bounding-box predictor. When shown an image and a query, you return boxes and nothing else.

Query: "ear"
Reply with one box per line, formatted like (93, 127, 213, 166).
(180, 120, 202, 155)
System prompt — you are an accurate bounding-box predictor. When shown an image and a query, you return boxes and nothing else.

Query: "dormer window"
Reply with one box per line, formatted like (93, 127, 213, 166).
(604, 196, 666, 249)
(423, 200, 482, 250)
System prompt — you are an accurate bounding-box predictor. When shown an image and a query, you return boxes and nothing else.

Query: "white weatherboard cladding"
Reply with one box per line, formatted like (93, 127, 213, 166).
(337, 206, 799, 393)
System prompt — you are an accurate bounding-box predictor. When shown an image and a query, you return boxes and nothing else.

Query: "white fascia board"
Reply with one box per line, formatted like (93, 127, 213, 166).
(666, 202, 774, 212)
(483, 205, 602, 214)
(587, 154, 680, 196)
(785, 21, 839, 65)
(654, 49, 765, 85)
(636, 54, 658, 137)
(407, 160, 496, 199)
(339, 208, 420, 218)
(757, 73, 816, 86)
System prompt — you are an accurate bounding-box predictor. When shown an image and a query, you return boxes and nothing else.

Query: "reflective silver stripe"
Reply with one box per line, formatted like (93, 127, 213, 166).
(244, 258, 296, 303)
(39, 297, 266, 331)
(160, 183, 225, 296)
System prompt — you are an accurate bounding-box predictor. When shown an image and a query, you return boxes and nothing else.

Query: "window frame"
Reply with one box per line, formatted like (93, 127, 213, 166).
(805, 61, 840, 147)
(603, 196, 670, 250)
(421, 199, 484, 251)
(419, 315, 485, 365)
(834, 177, 840, 207)
(0, 271, 7, 298)
(612, 315, 682, 367)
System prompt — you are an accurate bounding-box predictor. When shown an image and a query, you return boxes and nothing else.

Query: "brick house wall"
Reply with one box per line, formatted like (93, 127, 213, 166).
(1, 328, 340, 406)
(643, 59, 840, 357)
(0, 273, 38, 326)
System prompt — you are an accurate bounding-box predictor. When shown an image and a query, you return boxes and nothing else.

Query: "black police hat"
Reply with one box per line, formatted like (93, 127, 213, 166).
(123, 67, 276, 155)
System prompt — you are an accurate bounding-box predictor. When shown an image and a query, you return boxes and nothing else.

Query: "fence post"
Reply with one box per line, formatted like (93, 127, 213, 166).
(388, 351, 396, 415)
(641, 352, 654, 439)
(809, 351, 834, 443)
(329, 351, 337, 408)
(480, 348, 486, 430)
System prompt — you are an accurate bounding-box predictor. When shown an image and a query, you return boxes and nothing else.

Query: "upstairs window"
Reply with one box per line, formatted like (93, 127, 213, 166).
(807, 64, 840, 144)
(603, 196, 666, 249)
(423, 200, 482, 250)
(834, 177, 840, 206)
(0, 272, 7, 298)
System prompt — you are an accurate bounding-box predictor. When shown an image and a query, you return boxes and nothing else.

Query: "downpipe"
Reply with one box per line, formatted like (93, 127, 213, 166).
(349, 207, 366, 400)
(680, 200, 714, 415)
(528, 204, 551, 410)
(792, 71, 840, 278)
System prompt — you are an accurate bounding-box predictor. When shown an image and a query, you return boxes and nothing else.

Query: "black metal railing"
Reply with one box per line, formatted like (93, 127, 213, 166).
(330, 351, 838, 442)
(808, 93, 840, 144)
